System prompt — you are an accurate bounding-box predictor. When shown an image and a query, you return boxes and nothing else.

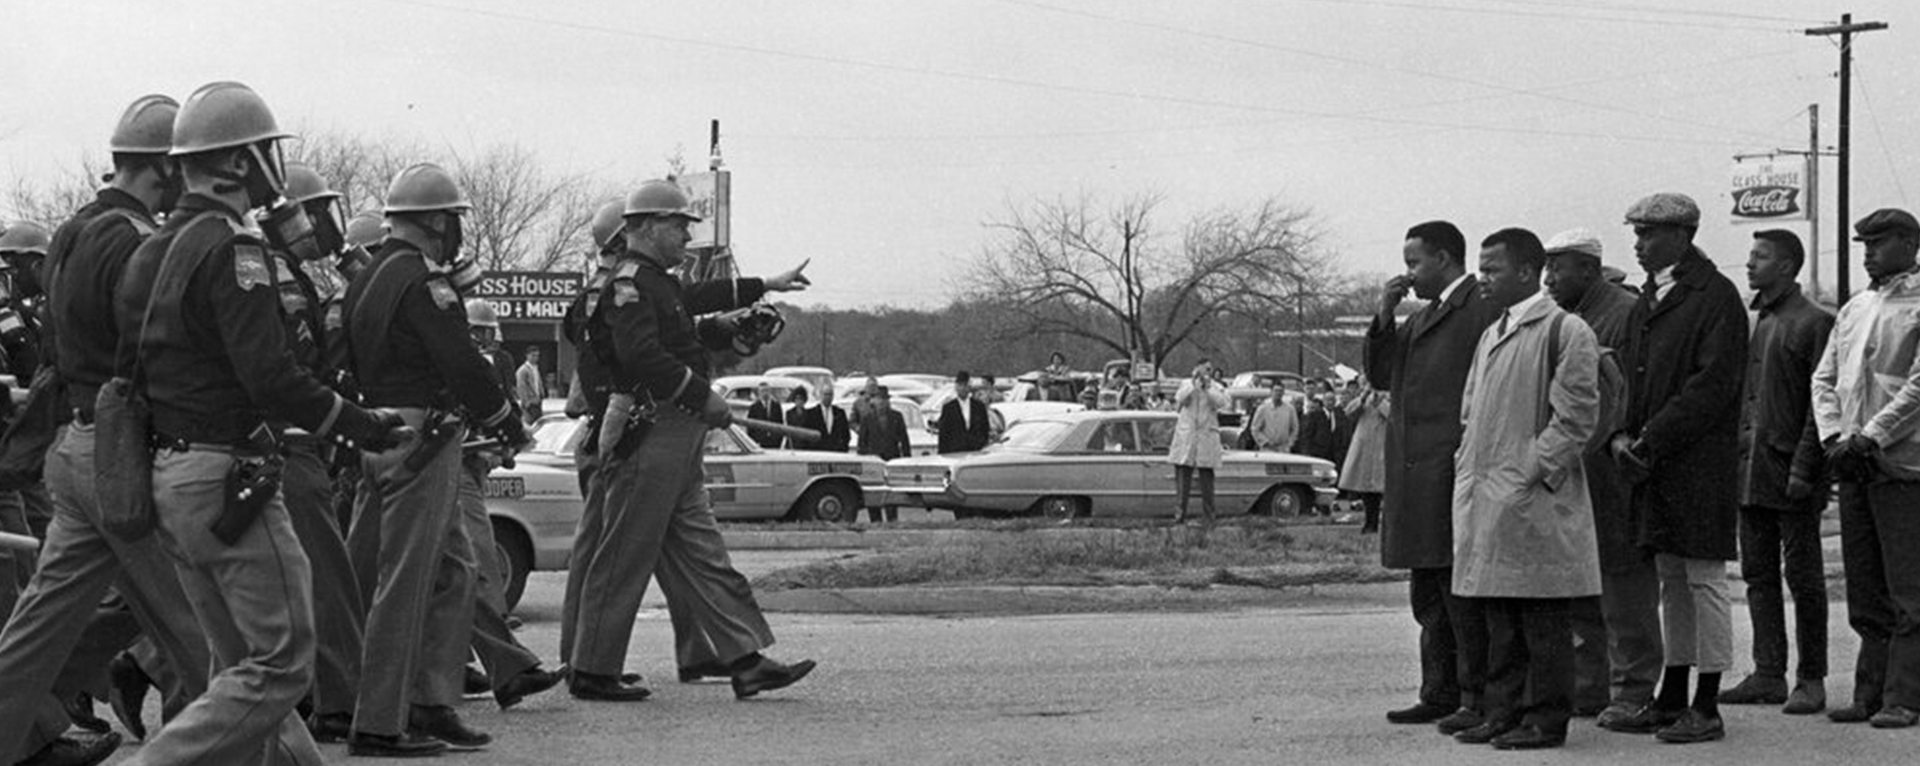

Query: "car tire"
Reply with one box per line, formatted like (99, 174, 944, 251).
(1264, 484, 1313, 518)
(1034, 495, 1087, 521)
(793, 482, 861, 524)
(493, 519, 534, 613)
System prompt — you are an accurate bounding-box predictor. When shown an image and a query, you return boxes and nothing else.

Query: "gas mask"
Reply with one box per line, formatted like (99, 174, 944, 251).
(306, 200, 345, 258)
(427, 212, 481, 292)
(729, 304, 787, 357)
(337, 244, 374, 282)
(259, 198, 323, 262)
(209, 141, 288, 210)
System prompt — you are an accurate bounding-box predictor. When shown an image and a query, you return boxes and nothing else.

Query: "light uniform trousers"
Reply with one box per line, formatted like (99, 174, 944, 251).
(127, 447, 320, 766)
(559, 439, 720, 671)
(457, 457, 538, 687)
(350, 413, 475, 736)
(0, 424, 210, 763)
(566, 408, 772, 678)
(280, 441, 364, 717)
(1655, 553, 1733, 673)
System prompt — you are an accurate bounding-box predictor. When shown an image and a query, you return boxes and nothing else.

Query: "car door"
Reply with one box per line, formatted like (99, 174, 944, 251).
(1138, 417, 1181, 514)
(1072, 419, 1151, 517)
(703, 427, 778, 519)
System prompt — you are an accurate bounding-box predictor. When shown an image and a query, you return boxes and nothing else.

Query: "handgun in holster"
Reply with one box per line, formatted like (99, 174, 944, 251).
(403, 410, 463, 473)
(599, 390, 658, 461)
(211, 424, 286, 546)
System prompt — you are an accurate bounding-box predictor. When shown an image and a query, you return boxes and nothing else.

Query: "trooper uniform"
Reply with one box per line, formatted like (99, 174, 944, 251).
(0, 94, 211, 766)
(117, 81, 403, 766)
(564, 180, 809, 698)
(556, 200, 724, 679)
(457, 298, 563, 709)
(265, 163, 366, 740)
(344, 162, 523, 753)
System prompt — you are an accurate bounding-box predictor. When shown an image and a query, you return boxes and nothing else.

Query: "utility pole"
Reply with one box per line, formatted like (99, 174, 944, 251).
(1807, 13, 1888, 302)
(1808, 104, 1820, 301)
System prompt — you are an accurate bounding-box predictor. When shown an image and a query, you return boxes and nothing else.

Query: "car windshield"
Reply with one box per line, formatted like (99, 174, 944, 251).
(894, 401, 927, 430)
(528, 417, 579, 454)
(706, 426, 757, 455)
(994, 420, 1073, 452)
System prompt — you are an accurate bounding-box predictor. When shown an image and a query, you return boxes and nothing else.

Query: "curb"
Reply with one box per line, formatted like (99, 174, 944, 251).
(759, 581, 1410, 616)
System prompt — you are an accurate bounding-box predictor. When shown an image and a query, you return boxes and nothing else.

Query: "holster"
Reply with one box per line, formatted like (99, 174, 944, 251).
(211, 427, 284, 546)
(403, 411, 462, 473)
(599, 392, 657, 461)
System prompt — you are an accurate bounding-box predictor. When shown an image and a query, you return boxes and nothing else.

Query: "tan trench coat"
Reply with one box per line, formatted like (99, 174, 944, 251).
(1451, 297, 1603, 599)
(1168, 379, 1228, 469)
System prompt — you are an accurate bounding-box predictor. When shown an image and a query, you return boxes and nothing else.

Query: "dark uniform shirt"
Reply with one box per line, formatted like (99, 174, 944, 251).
(48, 188, 156, 413)
(564, 266, 614, 414)
(344, 239, 510, 425)
(595, 256, 765, 412)
(115, 194, 372, 445)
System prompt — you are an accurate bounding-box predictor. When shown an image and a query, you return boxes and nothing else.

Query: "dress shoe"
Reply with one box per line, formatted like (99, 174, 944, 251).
(731, 656, 817, 699)
(462, 665, 492, 696)
(1491, 723, 1565, 750)
(496, 665, 564, 710)
(1452, 718, 1519, 745)
(106, 652, 150, 740)
(1869, 705, 1919, 729)
(1434, 707, 1484, 735)
(407, 705, 490, 750)
(569, 670, 653, 702)
(1654, 708, 1725, 744)
(17, 732, 120, 766)
(1782, 680, 1826, 715)
(1571, 701, 1607, 717)
(679, 660, 733, 683)
(347, 731, 448, 758)
(1718, 673, 1788, 705)
(1594, 702, 1640, 729)
(1598, 703, 1683, 734)
(1386, 701, 1454, 724)
(552, 664, 642, 686)
(308, 711, 353, 744)
(64, 693, 110, 734)
(1828, 702, 1881, 723)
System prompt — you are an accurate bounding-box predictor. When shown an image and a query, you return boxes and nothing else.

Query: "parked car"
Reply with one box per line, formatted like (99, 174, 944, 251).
(884, 410, 1338, 521)
(484, 415, 886, 609)
(832, 376, 937, 406)
(1229, 371, 1307, 391)
(713, 374, 817, 419)
(764, 366, 836, 402)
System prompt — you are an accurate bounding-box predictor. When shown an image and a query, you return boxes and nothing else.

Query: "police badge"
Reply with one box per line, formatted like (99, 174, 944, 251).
(428, 278, 460, 310)
(234, 245, 272, 291)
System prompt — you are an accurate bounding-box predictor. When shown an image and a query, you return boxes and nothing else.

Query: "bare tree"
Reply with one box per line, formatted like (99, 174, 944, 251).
(4, 156, 107, 230)
(964, 193, 1324, 370)
(288, 128, 428, 217)
(450, 143, 593, 272)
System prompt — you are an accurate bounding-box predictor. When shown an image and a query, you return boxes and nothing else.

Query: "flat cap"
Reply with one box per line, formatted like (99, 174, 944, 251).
(1543, 227, 1603, 259)
(1600, 265, 1629, 284)
(1853, 208, 1920, 241)
(1624, 192, 1701, 226)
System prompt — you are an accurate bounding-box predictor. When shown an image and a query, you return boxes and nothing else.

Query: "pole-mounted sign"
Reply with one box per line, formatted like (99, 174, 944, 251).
(1729, 156, 1808, 222)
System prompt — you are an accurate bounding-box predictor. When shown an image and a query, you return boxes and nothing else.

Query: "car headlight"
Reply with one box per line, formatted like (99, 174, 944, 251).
(1314, 464, 1337, 478)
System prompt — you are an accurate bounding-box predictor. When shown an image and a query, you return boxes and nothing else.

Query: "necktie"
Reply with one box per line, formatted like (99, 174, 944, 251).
(1498, 310, 1510, 336)
(1642, 278, 1659, 302)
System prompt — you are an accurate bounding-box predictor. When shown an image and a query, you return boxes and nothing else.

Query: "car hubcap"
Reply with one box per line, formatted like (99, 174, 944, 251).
(1275, 490, 1298, 516)
(1042, 499, 1072, 519)
(818, 495, 845, 521)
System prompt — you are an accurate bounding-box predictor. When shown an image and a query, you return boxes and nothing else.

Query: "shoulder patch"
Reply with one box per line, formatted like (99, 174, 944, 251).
(613, 280, 642, 307)
(234, 245, 272, 291)
(427, 278, 460, 310)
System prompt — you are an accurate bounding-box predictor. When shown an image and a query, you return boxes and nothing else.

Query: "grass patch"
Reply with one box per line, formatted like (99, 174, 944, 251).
(751, 518, 1402, 591)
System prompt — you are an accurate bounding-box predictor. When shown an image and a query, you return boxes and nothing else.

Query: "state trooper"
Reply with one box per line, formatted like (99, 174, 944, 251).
(0, 93, 210, 766)
(343, 162, 527, 756)
(456, 297, 566, 709)
(562, 179, 814, 702)
(113, 80, 407, 765)
(262, 163, 368, 744)
(557, 199, 725, 683)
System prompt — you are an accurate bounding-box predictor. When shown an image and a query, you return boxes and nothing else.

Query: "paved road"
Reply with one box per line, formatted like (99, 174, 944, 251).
(104, 552, 1904, 765)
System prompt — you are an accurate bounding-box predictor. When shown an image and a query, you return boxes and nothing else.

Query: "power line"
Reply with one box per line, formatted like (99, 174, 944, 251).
(1850, 61, 1910, 206)
(1473, 0, 1827, 25)
(1281, 0, 1804, 33)
(374, 0, 1762, 150)
(989, 0, 1794, 143)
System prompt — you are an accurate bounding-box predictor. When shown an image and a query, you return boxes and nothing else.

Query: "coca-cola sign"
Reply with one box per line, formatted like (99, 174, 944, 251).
(1729, 158, 1808, 222)
(1731, 186, 1800, 218)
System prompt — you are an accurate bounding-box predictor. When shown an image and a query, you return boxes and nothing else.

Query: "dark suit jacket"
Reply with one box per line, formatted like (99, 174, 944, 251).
(1737, 283, 1831, 512)
(1298, 408, 1336, 462)
(1365, 275, 1500, 569)
(746, 400, 785, 448)
(1620, 248, 1749, 561)
(858, 408, 911, 460)
(1328, 404, 1355, 465)
(938, 398, 991, 453)
(1570, 278, 1641, 574)
(791, 404, 852, 453)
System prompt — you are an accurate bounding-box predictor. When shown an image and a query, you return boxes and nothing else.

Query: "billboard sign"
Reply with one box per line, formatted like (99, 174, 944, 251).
(679, 171, 731, 249)
(469, 271, 584, 321)
(1730, 157, 1807, 222)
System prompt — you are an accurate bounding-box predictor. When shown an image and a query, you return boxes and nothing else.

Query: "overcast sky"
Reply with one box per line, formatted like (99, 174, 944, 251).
(4, 0, 1915, 308)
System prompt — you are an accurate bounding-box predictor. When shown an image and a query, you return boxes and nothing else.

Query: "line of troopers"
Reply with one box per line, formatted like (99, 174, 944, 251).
(0, 80, 815, 766)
